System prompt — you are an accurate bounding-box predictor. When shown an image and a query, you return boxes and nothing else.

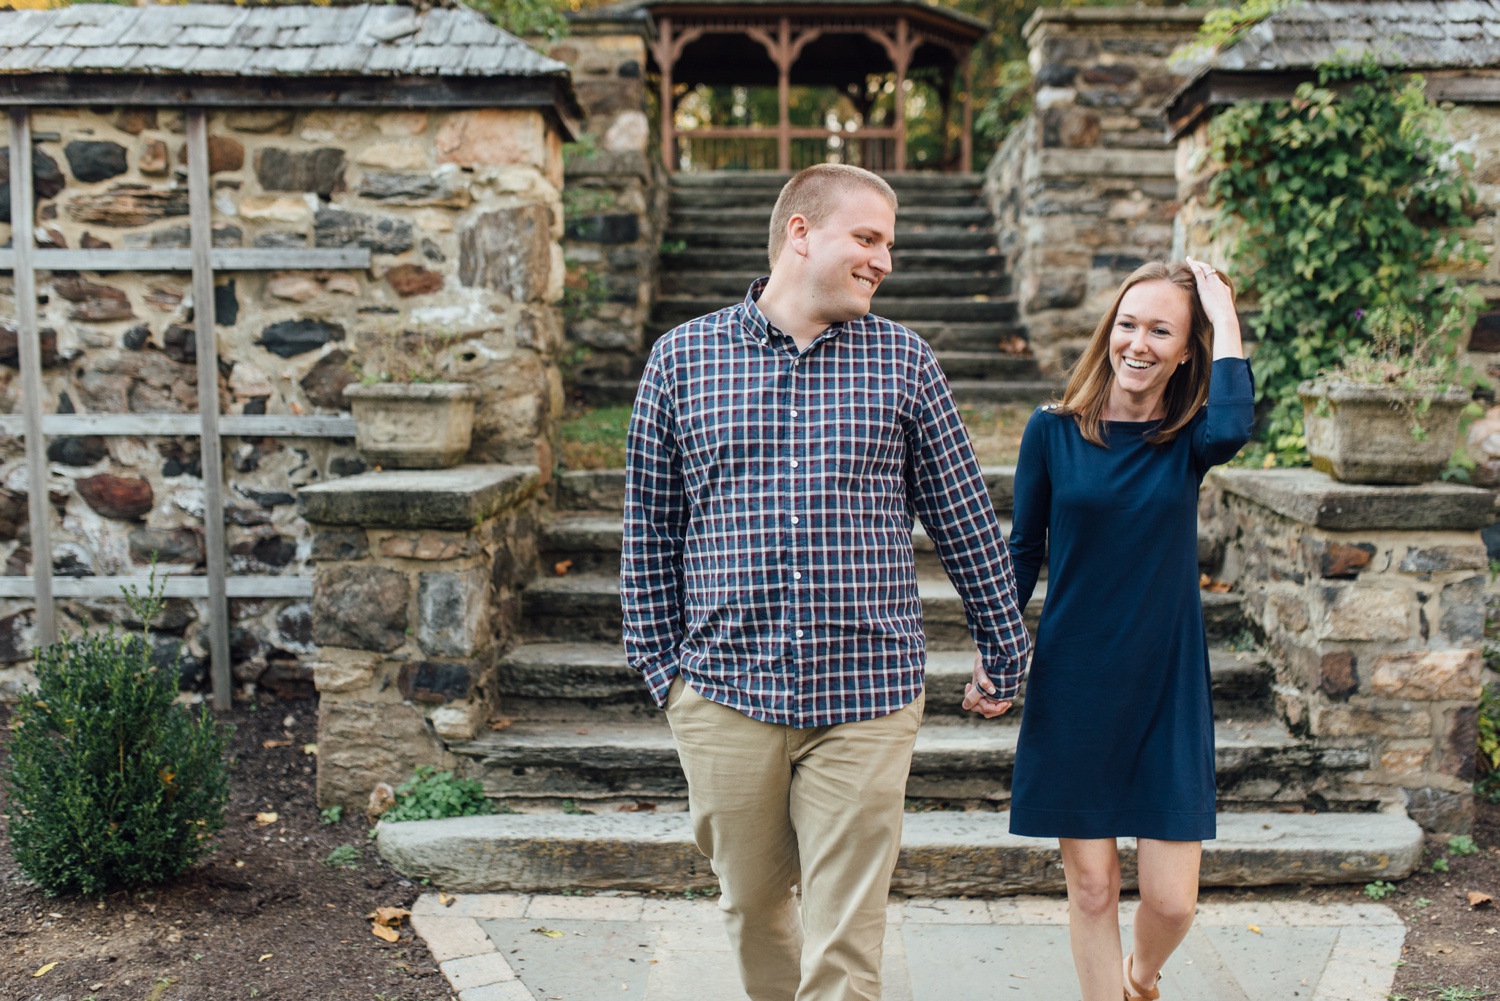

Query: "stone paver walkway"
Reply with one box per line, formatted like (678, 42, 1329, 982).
(409, 892, 1407, 1001)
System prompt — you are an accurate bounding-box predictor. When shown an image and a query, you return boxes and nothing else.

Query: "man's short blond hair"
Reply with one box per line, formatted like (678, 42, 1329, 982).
(767, 164, 898, 269)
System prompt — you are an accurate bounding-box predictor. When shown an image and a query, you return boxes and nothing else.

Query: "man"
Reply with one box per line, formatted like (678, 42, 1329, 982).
(621, 163, 1030, 1001)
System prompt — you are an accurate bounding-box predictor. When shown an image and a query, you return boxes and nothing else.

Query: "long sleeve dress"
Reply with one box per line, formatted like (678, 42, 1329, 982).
(1007, 357, 1254, 841)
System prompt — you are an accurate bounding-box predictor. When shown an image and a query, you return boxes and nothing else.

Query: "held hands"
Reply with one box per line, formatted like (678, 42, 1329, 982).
(962, 651, 1013, 719)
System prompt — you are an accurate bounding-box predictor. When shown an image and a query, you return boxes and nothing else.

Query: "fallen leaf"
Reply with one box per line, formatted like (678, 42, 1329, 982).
(1199, 574, 1232, 593)
(439, 893, 456, 907)
(554, 559, 573, 577)
(368, 906, 410, 926)
(490, 716, 514, 732)
(371, 923, 399, 943)
(1248, 924, 1261, 934)
(532, 927, 565, 938)
(289, 400, 304, 415)
(262, 739, 291, 749)
(254, 811, 278, 826)
(1469, 892, 1494, 909)
(618, 802, 657, 813)
(302, 743, 318, 756)
(258, 954, 273, 962)
(33, 962, 57, 978)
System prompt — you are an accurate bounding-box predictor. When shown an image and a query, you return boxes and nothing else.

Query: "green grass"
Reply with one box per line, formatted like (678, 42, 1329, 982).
(560, 405, 632, 470)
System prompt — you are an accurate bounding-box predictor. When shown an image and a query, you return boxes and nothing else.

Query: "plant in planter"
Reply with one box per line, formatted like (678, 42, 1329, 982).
(344, 326, 480, 470)
(1298, 304, 1476, 484)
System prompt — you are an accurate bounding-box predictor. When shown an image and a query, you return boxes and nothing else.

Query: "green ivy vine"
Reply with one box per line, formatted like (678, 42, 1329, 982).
(1206, 57, 1487, 462)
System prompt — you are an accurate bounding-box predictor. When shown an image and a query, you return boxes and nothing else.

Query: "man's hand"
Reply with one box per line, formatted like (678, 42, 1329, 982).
(961, 651, 1012, 718)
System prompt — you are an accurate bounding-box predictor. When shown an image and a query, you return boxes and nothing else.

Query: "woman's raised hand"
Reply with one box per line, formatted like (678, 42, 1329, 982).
(1187, 256, 1244, 360)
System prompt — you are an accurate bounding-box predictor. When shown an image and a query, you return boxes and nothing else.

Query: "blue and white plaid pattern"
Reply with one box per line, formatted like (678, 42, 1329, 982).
(622, 279, 1031, 727)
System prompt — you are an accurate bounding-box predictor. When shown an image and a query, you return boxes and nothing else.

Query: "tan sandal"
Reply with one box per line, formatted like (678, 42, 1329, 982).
(1123, 954, 1161, 1001)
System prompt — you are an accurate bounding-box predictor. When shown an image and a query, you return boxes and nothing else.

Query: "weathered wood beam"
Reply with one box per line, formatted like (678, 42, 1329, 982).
(0, 247, 371, 272)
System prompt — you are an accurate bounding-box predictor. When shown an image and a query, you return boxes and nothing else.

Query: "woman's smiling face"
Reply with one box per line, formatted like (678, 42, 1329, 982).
(1107, 279, 1194, 410)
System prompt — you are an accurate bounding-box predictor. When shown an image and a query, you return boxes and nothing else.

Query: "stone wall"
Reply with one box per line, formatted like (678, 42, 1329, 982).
(984, 8, 1202, 376)
(0, 103, 567, 698)
(1205, 468, 1491, 833)
(297, 464, 541, 809)
(547, 14, 667, 392)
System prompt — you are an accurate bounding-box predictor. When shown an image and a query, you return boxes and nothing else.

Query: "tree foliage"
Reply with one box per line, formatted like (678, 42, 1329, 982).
(1206, 58, 1486, 461)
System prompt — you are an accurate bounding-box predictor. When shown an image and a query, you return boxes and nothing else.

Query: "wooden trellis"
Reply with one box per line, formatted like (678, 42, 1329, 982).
(2, 107, 371, 709)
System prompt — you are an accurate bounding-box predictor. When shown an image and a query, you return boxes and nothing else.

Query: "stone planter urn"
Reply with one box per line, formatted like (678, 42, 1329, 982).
(1298, 378, 1470, 485)
(344, 382, 480, 469)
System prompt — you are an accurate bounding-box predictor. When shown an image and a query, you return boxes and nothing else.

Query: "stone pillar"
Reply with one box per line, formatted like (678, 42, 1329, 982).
(297, 464, 541, 809)
(545, 14, 666, 391)
(1207, 467, 1492, 833)
(984, 8, 1202, 376)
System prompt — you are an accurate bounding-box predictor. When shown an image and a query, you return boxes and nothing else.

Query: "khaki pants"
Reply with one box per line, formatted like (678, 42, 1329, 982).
(665, 677, 924, 1001)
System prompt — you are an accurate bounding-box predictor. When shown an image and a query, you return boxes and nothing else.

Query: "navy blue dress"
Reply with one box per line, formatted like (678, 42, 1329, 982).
(1007, 358, 1254, 841)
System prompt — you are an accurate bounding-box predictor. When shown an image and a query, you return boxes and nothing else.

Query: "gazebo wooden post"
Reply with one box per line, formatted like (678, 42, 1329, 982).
(893, 17, 910, 171)
(960, 53, 974, 172)
(656, 17, 677, 172)
(777, 16, 792, 172)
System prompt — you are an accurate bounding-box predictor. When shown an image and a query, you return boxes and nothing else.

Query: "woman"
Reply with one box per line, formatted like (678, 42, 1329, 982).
(963, 259, 1251, 1001)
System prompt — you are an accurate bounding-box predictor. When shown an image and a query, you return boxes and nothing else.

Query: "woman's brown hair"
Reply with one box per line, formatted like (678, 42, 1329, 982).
(1056, 260, 1229, 447)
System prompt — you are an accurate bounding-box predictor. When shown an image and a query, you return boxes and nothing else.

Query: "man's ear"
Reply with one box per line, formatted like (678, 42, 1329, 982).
(785, 213, 812, 258)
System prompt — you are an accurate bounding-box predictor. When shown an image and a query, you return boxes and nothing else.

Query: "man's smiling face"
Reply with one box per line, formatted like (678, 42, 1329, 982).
(798, 187, 895, 325)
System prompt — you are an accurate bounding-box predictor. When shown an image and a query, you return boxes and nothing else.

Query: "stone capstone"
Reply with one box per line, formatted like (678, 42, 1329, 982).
(418, 569, 489, 657)
(460, 205, 552, 300)
(314, 207, 414, 255)
(298, 465, 540, 531)
(64, 140, 129, 183)
(66, 184, 189, 227)
(76, 473, 154, 521)
(255, 147, 346, 195)
(300, 349, 356, 409)
(258, 319, 345, 358)
(312, 564, 409, 652)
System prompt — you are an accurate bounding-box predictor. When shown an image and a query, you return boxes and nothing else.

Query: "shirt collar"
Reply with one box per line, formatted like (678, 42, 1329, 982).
(740, 277, 849, 349)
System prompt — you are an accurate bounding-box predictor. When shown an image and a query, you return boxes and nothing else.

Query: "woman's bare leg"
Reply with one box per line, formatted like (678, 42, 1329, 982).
(1128, 838, 1202, 989)
(1060, 838, 1124, 1001)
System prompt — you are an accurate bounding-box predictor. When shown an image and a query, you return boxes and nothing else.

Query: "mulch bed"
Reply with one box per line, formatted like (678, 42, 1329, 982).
(1, 692, 1497, 999)
(1, 697, 449, 1000)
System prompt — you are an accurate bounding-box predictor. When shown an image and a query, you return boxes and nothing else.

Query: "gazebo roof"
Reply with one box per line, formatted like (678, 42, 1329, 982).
(604, 0, 988, 37)
(1167, 0, 1500, 136)
(0, 2, 580, 127)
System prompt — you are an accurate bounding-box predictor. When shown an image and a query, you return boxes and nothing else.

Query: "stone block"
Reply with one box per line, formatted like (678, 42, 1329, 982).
(419, 569, 490, 658)
(258, 319, 345, 358)
(1404, 786, 1473, 834)
(316, 699, 448, 809)
(312, 565, 410, 653)
(386, 264, 444, 297)
(380, 533, 482, 561)
(314, 207, 414, 255)
(129, 527, 203, 566)
(47, 435, 107, 468)
(77, 473, 153, 521)
(299, 110, 366, 143)
(1440, 575, 1486, 644)
(430, 702, 485, 742)
(311, 528, 369, 561)
(1307, 539, 1375, 579)
(255, 147, 346, 195)
(298, 464, 540, 531)
(564, 213, 638, 244)
(1369, 649, 1482, 701)
(436, 110, 548, 169)
(602, 111, 649, 153)
(356, 140, 428, 170)
(313, 656, 378, 694)
(0, 610, 36, 664)
(64, 140, 128, 183)
(1440, 706, 1479, 781)
(1318, 650, 1357, 699)
(376, 111, 429, 137)
(67, 184, 189, 227)
(1320, 585, 1411, 642)
(459, 206, 553, 300)
(240, 195, 312, 223)
(225, 109, 294, 134)
(1378, 742, 1430, 774)
(1399, 545, 1488, 573)
(398, 660, 476, 704)
(357, 169, 470, 207)
(138, 139, 169, 176)
(1310, 699, 1431, 738)
(301, 350, 355, 410)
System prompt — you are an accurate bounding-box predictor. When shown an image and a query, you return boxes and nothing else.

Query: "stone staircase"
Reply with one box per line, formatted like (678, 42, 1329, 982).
(377, 467, 1426, 895)
(580, 172, 1063, 407)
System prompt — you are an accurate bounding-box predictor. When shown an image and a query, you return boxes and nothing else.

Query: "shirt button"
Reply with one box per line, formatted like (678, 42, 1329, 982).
(790, 460, 798, 468)
(790, 516, 800, 525)
(794, 572, 803, 580)
(790, 409, 799, 417)
(795, 629, 804, 638)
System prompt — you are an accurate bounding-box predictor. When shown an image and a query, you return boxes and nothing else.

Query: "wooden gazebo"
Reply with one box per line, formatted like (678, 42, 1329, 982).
(602, 0, 985, 172)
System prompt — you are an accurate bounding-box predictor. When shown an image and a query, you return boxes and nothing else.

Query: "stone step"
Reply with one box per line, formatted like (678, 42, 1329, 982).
(449, 715, 1362, 811)
(377, 809, 1424, 896)
(933, 351, 1042, 380)
(950, 380, 1065, 407)
(494, 644, 1270, 723)
(651, 296, 1018, 331)
(670, 187, 984, 209)
(667, 227, 995, 251)
(520, 573, 1246, 647)
(552, 466, 1018, 516)
(670, 205, 992, 229)
(658, 270, 1010, 299)
(661, 247, 1003, 273)
(919, 322, 1030, 352)
(669, 171, 985, 190)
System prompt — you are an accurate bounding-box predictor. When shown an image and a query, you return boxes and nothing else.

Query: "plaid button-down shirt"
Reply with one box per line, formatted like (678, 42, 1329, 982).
(621, 279, 1031, 728)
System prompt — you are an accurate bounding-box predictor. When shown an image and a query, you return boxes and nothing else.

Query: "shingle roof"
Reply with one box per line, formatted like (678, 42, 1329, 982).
(0, 3, 569, 78)
(587, 0, 987, 36)
(1210, 0, 1500, 72)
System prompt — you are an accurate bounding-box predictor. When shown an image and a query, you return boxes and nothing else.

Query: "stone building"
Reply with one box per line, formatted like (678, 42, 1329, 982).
(0, 3, 578, 705)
